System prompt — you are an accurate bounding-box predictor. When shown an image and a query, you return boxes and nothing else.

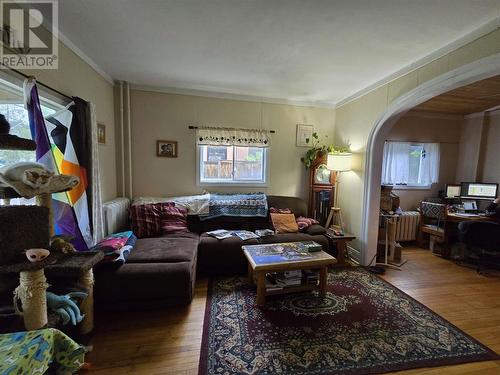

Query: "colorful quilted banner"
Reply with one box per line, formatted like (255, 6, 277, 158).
(24, 78, 93, 250)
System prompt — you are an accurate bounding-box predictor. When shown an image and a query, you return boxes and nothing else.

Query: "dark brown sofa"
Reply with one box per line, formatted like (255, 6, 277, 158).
(95, 195, 329, 309)
(196, 195, 329, 274)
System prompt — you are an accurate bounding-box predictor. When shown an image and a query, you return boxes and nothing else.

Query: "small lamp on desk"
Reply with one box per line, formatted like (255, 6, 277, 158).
(325, 152, 352, 230)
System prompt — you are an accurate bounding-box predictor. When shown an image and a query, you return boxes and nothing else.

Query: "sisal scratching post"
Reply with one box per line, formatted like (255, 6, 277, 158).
(37, 193, 54, 236)
(387, 217, 397, 261)
(79, 269, 95, 334)
(15, 269, 49, 330)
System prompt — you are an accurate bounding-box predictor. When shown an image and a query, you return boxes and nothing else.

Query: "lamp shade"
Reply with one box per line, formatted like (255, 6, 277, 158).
(327, 152, 352, 172)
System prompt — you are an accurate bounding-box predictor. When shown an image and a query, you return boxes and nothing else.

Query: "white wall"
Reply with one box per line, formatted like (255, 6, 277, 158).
(455, 109, 500, 187)
(129, 89, 335, 200)
(455, 113, 484, 182)
(388, 111, 462, 210)
(479, 110, 500, 184)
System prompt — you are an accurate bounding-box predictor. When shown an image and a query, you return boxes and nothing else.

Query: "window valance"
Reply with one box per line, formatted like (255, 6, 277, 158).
(196, 127, 271, 147)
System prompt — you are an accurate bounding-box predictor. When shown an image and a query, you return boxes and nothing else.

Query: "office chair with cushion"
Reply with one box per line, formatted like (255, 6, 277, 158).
(419, 201, 449, 255)
(458, 221, 500, 273)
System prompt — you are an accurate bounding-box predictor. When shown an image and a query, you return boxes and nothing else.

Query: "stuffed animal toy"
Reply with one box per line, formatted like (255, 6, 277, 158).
(50, 236, 76, 254)
(25, 248, 50, 262)
(46, 291, 87, 326)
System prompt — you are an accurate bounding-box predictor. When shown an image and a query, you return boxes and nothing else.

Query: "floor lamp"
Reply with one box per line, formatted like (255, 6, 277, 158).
(325, 152, 352, 230)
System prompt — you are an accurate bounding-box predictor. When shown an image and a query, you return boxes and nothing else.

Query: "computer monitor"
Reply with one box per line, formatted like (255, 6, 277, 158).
(460, 182, 498, 200)
(445, 184, 461, 198)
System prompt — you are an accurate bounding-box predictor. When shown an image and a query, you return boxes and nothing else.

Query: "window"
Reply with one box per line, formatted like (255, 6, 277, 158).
(381, 141, 440, 187)
(0, 82, 59, 204)
(199, 145, 267, 184)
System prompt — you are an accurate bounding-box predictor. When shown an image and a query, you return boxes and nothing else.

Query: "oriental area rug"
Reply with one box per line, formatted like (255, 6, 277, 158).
(199, 268, 498, 375)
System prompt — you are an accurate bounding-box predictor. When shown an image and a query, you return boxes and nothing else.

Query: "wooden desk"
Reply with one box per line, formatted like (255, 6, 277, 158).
(325, 230, 356, 266)
(447, 213, 499, 223)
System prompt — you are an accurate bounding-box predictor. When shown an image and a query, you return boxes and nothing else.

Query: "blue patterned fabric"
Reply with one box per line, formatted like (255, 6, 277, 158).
(201, 193, 268, 220)
(421, 202, 446, 220)
(91, 231, 137, 265)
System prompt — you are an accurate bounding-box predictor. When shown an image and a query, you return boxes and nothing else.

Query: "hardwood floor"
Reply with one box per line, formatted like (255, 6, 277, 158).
(87, 248, 500, 374)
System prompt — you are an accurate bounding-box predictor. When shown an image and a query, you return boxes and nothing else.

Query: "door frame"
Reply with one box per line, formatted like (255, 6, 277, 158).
(360, 53, 500, 265)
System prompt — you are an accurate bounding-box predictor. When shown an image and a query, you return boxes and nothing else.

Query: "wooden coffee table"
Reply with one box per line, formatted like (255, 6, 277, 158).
(242, 242, 337, 307)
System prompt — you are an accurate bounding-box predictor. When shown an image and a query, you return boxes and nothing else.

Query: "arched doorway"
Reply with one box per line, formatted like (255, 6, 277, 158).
(360, 53, 500, 265)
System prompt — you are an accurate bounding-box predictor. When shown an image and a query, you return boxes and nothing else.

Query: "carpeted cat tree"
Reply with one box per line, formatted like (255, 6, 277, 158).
(0, 131, 102, 333)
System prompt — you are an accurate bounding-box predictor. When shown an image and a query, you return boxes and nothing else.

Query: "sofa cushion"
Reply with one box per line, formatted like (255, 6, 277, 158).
(127, 233, 199, 263)
(95, 259, 196, 308)
(306, 224, 326, 235)
(267, 195, 307, 217)
(197, 233, 259, 275)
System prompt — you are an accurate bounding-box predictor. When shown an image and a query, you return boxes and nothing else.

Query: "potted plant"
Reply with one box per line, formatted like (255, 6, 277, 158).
(300, 132, 349, 169)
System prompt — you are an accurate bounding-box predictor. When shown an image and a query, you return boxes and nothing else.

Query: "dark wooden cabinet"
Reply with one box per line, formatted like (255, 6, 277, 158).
(308, 153, 335, 226)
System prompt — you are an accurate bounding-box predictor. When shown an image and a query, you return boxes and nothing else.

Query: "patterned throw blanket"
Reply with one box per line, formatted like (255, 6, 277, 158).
(201, 193, 268, 220)
(0, 328, 85, 374)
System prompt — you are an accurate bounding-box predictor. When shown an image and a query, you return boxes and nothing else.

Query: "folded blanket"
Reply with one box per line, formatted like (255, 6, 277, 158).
(202, 193, 268, 220)
(133, 194, 210, 215)
(91, 231, 137, 265)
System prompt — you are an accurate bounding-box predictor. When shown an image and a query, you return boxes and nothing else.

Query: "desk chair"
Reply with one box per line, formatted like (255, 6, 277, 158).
(458, 221, 500, 273)
(419, 201, 449, 255)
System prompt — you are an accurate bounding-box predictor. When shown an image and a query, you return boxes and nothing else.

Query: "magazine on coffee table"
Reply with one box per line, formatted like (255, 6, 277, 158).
(244, 242, 313, 265)
(232, 230, 259, 240)
(206, 229, 233, 240)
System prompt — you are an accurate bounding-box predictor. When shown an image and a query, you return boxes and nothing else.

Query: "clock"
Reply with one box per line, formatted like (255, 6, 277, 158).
(308, 153, 335, 225)
(314, 164, 331, 184)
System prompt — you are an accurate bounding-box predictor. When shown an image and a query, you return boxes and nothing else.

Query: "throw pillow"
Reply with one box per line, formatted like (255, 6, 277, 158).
(129, 202, 170, 238)
(269, 207, 292, 229)
(160, 204, 189, 234)
(296, 216, 319, 230)
(270, 213, 299, 233)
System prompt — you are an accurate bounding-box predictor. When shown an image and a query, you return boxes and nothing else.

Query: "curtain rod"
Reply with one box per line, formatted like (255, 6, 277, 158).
(188, 125, 275, 134)
(0, 63, 73, 101)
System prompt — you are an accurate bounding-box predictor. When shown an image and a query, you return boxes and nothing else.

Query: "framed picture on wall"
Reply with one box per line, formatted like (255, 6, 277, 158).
(296, 124, 314, 147)
(97, 123, 106, 144)
(157, 140, 178, 158)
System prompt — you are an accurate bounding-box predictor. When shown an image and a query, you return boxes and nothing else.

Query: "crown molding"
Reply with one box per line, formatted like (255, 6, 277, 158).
(131, 84, 336, 109)
(16, 1, 115, 85)
(57, 31, 114, 85)
(336, 16, 500, 108)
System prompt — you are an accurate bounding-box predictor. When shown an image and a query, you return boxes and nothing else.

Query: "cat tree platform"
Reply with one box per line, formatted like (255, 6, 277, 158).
(0, 186, 22, 200)
(1, 252, 104, 333)
(0, 253, 63, 274)
(0, 134, 36, 151)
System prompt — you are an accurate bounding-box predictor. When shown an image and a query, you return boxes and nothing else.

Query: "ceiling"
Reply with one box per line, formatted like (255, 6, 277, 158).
(58, 0, 500, 106)
(413, 75, 500, 115)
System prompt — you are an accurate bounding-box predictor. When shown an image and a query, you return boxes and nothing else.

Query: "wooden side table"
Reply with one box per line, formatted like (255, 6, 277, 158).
(325, 230, 356, 266)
